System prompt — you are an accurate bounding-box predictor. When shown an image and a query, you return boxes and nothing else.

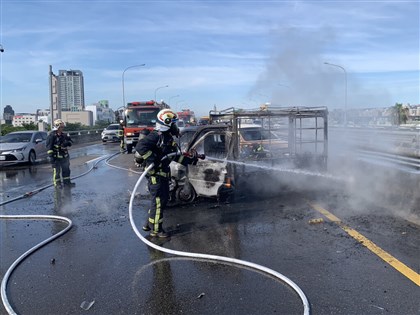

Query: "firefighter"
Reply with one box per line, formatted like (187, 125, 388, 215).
(134, 129, 150, 169)
(135, 109, 204, 238)
(118, 119, 125, 152)
(46, 119, 75, 188)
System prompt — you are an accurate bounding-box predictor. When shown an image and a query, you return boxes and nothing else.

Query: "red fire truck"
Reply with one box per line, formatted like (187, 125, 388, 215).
(122, 100, 170, 153)
(176, 109, 196, 125)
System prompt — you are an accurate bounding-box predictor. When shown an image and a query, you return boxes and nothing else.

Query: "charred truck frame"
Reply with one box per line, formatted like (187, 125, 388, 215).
(170, 105, 328, 203)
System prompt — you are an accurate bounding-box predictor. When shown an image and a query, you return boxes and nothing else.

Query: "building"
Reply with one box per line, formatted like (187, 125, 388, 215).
(36, 109, 51, 125)
(86, 100, 115, 125)
(61, 110, 93, 126)
(408, 105, 420, 122)
(3, 105, 14, 125)
(12, 113, 36, 127)
(57, 70, 85, 112)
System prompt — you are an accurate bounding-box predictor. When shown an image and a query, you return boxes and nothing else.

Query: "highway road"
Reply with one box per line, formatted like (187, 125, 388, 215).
(0, 130, 419, 315)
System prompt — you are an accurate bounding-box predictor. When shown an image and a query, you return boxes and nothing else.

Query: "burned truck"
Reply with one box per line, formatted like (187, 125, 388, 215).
(170, 105, 328, 203)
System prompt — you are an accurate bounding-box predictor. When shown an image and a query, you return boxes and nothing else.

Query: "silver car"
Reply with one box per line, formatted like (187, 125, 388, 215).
(0, 131, 49, 166)
(101, 124, 121, 142)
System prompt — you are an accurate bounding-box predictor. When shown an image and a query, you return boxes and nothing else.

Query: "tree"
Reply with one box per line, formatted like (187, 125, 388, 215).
(393, 103, 409, 125)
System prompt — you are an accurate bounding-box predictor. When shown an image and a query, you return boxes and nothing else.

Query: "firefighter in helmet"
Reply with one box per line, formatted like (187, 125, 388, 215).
(135, 109, 204, 238)
(46, 119, 75, 188)
(118, 119, 125, 153)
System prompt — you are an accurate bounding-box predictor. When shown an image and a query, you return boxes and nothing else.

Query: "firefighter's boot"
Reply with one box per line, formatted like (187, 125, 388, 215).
(63, 181, 76, 187)
(142, 220, 151, 231)
(150, 224, 169, 238)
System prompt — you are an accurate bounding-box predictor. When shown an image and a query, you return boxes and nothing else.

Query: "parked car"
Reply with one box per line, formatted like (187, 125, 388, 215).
(237, 124, 288, 159)
(101, 124, 121, 142)
(0, 131, 49, 166)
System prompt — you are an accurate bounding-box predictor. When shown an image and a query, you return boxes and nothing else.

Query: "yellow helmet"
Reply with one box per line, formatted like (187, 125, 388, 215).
(53, 119, 65, 129)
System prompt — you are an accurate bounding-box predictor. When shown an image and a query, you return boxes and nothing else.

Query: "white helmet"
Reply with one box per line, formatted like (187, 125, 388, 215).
(156, 109, 178, 132)
(53, 119, 65, 130)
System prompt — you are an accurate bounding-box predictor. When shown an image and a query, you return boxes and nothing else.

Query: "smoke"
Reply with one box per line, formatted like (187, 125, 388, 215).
(249, 26, 392, 109)
(249, 26, 339, 108)
(243, 26, 418, 222)
(234, 128, 419, 223)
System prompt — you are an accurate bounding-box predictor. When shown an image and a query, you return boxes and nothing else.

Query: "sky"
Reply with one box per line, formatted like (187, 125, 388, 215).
(0, 0, 419, 118)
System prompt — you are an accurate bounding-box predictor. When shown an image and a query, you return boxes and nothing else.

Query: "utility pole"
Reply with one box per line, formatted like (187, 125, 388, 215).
(324, 62, 347, 127)
(49, 65, 54, 129)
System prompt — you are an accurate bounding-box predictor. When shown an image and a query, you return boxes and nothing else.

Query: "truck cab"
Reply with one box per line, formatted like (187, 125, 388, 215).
(123, 100, 170, 153)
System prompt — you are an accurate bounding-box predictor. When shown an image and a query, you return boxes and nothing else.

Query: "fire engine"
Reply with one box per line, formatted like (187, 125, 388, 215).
(176, 109, 196, 125)
(122, 100, 170, 153)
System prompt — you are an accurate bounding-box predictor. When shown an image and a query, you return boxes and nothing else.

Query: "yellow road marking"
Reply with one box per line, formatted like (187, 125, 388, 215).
(309, 202, 420, 287)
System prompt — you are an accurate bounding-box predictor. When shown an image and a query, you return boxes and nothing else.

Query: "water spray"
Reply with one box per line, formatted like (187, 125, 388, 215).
(206, 155, 343, 181)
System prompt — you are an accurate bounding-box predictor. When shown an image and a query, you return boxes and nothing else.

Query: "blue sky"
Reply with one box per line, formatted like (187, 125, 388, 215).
(0, 0, 419, 118)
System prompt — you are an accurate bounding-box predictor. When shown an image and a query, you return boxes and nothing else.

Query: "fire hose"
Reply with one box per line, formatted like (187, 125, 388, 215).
(0, 153, 117, 315)
(128, 152, 311, 315)
(1, 151, 310, 314)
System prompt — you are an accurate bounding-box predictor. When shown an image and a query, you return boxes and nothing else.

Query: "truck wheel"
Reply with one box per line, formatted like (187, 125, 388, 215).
(176, 183, 196, 203)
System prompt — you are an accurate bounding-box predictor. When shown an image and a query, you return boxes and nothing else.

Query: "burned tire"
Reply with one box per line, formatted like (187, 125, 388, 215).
(175, 183, 196, 203)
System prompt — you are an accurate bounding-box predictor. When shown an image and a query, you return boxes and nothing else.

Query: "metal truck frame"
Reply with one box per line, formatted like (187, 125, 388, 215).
(170, 105, 329, 203)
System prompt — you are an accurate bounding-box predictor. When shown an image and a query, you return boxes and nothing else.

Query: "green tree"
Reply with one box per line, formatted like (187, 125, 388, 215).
(64, 122, 83, 131)
(22, 122, 38, 130)
(393, 103, 409, 125)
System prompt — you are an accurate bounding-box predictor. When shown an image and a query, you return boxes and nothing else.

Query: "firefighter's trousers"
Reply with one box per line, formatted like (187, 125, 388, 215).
(52, 156, 71, 186)
(147, 174, 170, 232)
(119, 136, 125, 152)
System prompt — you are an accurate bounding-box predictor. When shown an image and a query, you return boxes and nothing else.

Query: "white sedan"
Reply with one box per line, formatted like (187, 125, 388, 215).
(0, 130, 49, 166)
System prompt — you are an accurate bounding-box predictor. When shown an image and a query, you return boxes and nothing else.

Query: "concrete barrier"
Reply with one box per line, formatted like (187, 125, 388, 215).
(68, 129, 102, 145)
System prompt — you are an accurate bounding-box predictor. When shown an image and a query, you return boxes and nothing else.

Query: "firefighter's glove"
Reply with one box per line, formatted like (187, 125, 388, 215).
(134, 152, 144, 165)
(197, 154, 205, 160)
(62, 137, 73, 148)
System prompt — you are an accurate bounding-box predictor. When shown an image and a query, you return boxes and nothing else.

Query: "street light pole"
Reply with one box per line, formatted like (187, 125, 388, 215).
(154, 85, 169, 102)
(122, 64, 146, 108)
(324, 62, 347, 127)
(175, 99, 186, 113)
(168, 95, 180, 107)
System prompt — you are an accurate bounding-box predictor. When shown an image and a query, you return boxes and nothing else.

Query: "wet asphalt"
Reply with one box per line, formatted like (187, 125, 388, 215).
(0, 141, 419, 315)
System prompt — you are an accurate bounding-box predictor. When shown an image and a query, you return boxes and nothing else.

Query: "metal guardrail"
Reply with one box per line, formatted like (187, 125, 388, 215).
(67, 129, 102, 145)
(358, 149, 420, 171)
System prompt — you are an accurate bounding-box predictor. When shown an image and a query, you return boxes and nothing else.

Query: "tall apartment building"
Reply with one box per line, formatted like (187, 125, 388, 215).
(57, 70, 85, 111)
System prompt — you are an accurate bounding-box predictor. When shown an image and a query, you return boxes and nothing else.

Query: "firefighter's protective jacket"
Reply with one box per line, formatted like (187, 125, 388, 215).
(135, 130, 195, 176)
(46, 131, 73, 160)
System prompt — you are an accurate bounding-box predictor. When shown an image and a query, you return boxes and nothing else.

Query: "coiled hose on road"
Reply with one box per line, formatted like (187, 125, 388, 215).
(0, 153, 117, 315)
(128, 153, 311, 315)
